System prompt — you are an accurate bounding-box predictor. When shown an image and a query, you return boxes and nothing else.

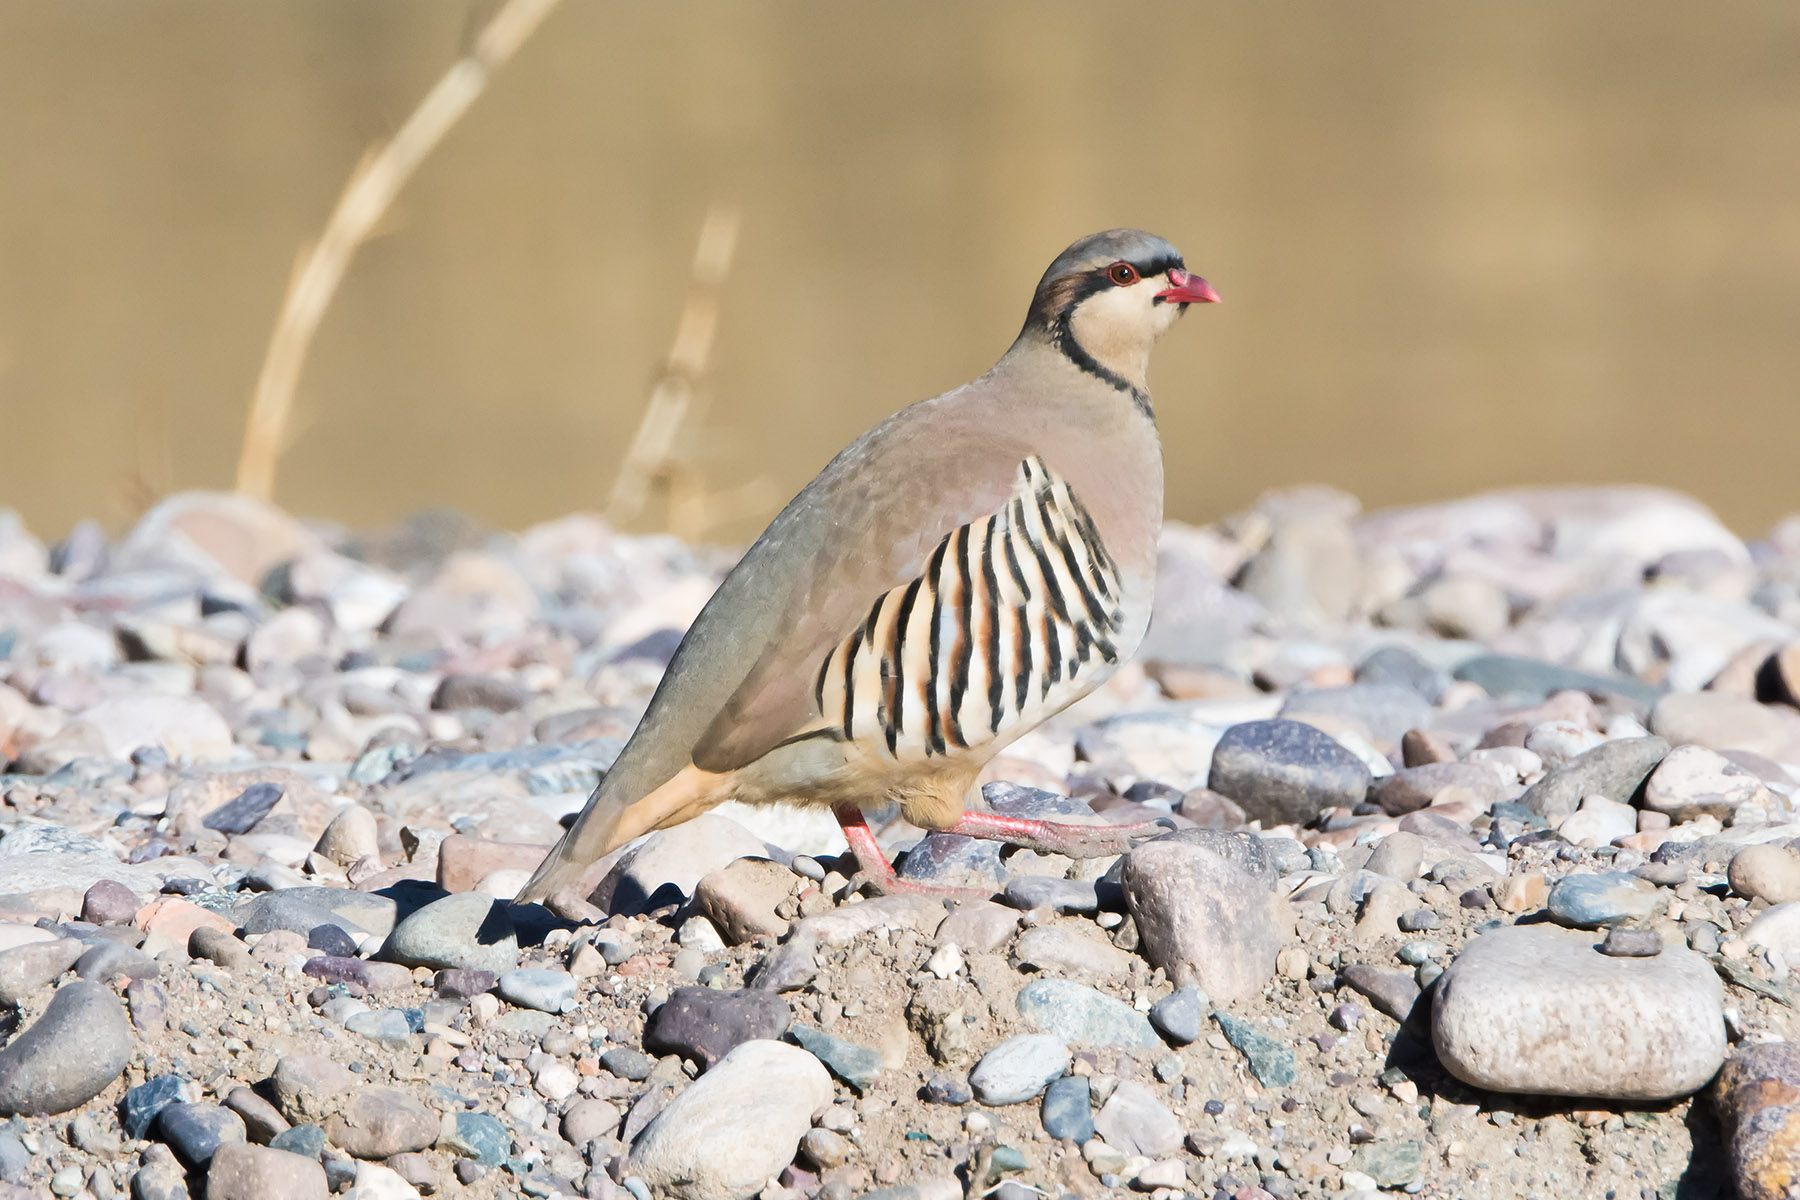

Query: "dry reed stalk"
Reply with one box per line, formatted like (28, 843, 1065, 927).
(604, 204, 742, 531)
(235, 0, 563, 503)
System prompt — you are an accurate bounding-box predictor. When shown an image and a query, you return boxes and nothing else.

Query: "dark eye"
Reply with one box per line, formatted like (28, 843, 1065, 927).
(1107, 262, 1139, 286)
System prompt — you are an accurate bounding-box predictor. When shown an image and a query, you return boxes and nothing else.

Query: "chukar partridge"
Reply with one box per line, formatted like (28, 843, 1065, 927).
(518, 228, 1218, 905)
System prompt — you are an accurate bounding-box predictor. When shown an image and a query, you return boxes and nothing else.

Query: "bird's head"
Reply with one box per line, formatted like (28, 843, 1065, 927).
(1020, 228, 1219, 402)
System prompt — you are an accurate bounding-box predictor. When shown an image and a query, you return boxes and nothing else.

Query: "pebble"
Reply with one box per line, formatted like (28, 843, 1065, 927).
(1121, 840, 1291, 1005)
(0, 938, 86, 1006)
(322, 1088, 436, 1159)
(1600, 927, 1664, 957)
(1431, 925, 1724, 1099)
(629, 1041, 832, 1199)
(560, 1098, 621, 1145)
(123, 1074, 191, 1139)
(350, 1162, 422, 1200)
(223, 1086, 290, 1142)
(968, 1034, 1069, 1105)
(1040, 1075, 1094, 1141)
(1556, 794, 1639, 846)
(1213, 1013, 1295, 1086)
(1012, 924, 1133, 977)
(439, 1111, 510, 1165)
(80, 879, 139, 926)
(1338, 963, 1422, 1021)
(1208, 719, 1373, 825)
(790, 1025, 883, 1093)
(1517, 736, 1669, 823)
(496, 968, 576, 1013)
(0, 980, 133, 1116)
(189, 926, 256, 971)
(158, 1102, 246, 1168)
(202, 781, 285, 834)
(205, 1143, 327, 1200)
(1729, 844, 1800, 904)
(1545, 871, 1665, 928)
(1014, 978, 1160, 1049)
(382, 893, 518, 974)
(1352, 1139, 1424, 1188)
(1092, 1081, 1183, 1157)
(432, 968, 496, 999)
(312, 805, 380, 868)
(693, 857, 797, 943)
(1741, 903, 1800, 960)
(1148, 985, 1209, 1045)
(1363, 832, 1423, 880)
(935, 900, 1022, 954)
(1002, 876, 1101, 914)
(642, 986, 791, 1068)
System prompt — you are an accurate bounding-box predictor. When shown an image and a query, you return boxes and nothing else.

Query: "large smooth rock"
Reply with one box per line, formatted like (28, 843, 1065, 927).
(1517, 736, 1669, 823)
(0, 980, 133, 1116)
(1432, 925, 1724, 1100)
(1208, 719, 1371, 824)
(1121, 840, 1292, 1005)
(1714, 1042, 1800, 1200)
(629, 1040, 831, 1200)
(381, 893, 517, 974)
(206, 1143, 328, 1200)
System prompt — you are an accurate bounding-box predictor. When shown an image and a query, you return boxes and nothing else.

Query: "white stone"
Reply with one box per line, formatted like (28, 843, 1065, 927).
(630, 1041, 832, 1200)
(351, 1163, 421, 1200)
(1432, 925, 1724, 1101)
(1556, 796, 1638, 846)
(1643, 744, 1770, 822)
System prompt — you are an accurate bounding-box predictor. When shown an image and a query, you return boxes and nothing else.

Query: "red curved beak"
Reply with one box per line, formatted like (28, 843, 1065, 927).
(1156, 268, 1221, 305)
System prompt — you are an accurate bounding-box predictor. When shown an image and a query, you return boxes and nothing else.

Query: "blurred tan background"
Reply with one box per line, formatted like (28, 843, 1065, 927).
(3, 1, 1799, 543)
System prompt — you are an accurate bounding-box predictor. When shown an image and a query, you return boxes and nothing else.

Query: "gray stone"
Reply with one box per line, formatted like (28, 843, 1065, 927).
(1355, 644, 1451, 702)
(642, 987, 790, 1069)
(1375, 763, 1509, 817)
(235, 888, 395, 939)
(1279, 683, 1431, 745)
(124, 1074, 192, 1139)
(629, 1041, 831, 1200)
(789, 1025, 882, 1094)
(1209, 719, 1372, 825)
(189, 927, 256, 972)
(1601, 928, 1664, 957)
(343, 1010, 412, 1044)
(1121, 840, 1292, 1005)
(934, 901, 1020, 955)
(205, 1143, 328, 1200)
(1149, 985, 1209, 1045)
(496, 968, 575, 1013)
(271, 1055, 358, 1124)
(1338, 963, 1422, 1021)
(1011, 925, 1132, 977)
(968, 1034, 1069, 1105)
(74, 940, 158, 983)
(1545, 872, 1665, 929)
(1730, 845, 1800, 905)
(1214, 1012, 1295, 1086)
(0, 980, 133, 1116)
(1453, 654, 1661, 707)
(1092, 1080, 1183, 1158)
(81, 879, 140, 926)
(203, 783, 285, 834)
(1364, 832, 1424, 880)
(1352, 1140, 1424, 1189)
(1432, 925, 1724, 1100)
(269, 1124, 326, 1160)
(322, 1088, 435, 1159)
(382, 893, 518, 974)
(1518, 737, 1669, 823)
(1001, 877, 1099, 915)
(158, 1102, 246, 1168)
(748, 932, 818, 993)
(0, 938, 85, 1006)
(1040, 1075, 1093, 1142)
(1014, 979, 1159, 1049)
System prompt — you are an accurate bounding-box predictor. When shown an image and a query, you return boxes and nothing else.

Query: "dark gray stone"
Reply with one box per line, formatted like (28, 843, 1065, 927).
(440, 1111, 509, 1165)
(306, 925, 358, 958)
(1339, 963, 1423, 1021)
(1601, 927, 1665, 957)
(600, 1048, 653, 1082)
(1519, 737, 1670, 823)
(1355, 645, 1451, 703)
(642, 987, 790, 1069)
(202, 783, 285, 835)
(433, 968, 496, 999)
(122, 1074, 189, 1139)
(1040, 1075, 1094, 1142)
(0, 980, 133, 1116)
(157, 1102, 246, 1168)
(269, 1124, 326, 1160)
(1149, 985, 1208, 1046)
(1209, 719, 1372, 825)
(74, 940, 159, 982)
(923, 1073, 973, 1105)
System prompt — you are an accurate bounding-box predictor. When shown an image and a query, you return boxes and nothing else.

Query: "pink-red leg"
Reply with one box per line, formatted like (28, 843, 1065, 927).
(934, 809, 1171, 858)
(833, 806, 991, 901)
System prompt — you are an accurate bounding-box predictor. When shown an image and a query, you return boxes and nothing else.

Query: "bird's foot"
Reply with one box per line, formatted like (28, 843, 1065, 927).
(834, 805, 994, 902)
(937, 810, 1176, 859)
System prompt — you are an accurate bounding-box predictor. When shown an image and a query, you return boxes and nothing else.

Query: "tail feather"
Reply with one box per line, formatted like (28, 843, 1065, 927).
(513, 763, 730, 907)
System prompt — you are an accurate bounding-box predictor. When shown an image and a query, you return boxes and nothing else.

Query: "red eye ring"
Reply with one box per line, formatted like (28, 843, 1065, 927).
(1107, 262, 1139, 286)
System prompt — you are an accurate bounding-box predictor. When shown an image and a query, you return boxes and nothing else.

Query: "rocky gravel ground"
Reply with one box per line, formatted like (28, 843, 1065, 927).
(3, 485, 1800, 1200)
